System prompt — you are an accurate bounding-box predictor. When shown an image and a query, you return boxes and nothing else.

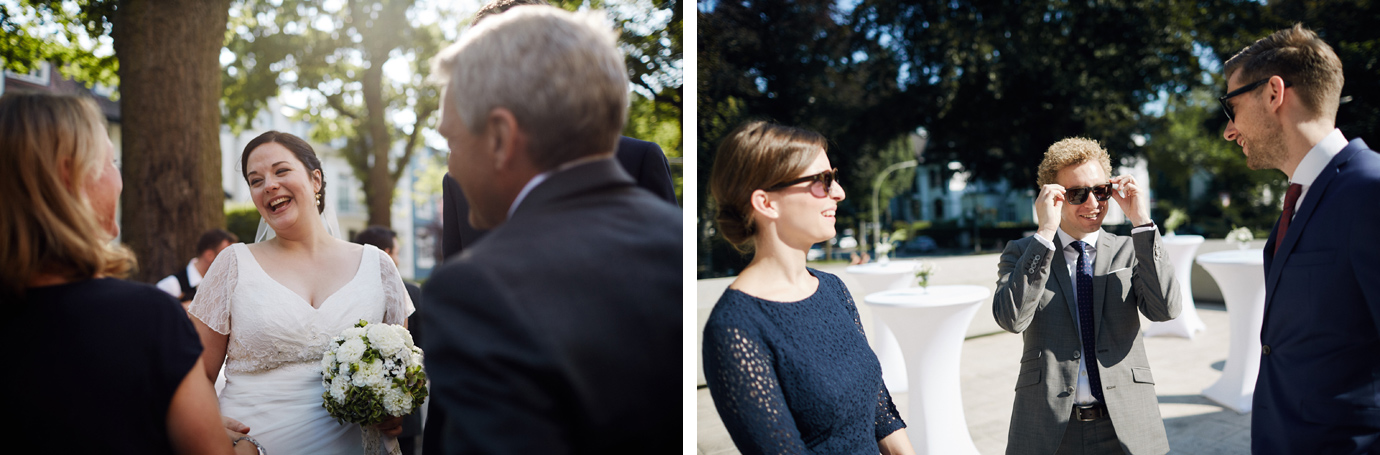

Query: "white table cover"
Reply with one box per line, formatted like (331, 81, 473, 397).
(1195, 249, 1266, 414)
(845, 260, 918, 393)
(1144, 235, 1208, 338)
(864, 285, 989, 455)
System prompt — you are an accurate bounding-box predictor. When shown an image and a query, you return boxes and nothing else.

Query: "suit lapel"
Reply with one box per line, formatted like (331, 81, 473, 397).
(1092, 229, 1115, 340)
(1051, 236, 1079, 329)
(1264, 140, 1362, 313)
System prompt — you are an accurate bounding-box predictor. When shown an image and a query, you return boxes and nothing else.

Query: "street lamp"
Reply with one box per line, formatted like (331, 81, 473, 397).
(872, 160, 918, 256)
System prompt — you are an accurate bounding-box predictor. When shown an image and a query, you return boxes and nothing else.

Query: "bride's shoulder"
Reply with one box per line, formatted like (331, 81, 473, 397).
(337, 238, 368, 256)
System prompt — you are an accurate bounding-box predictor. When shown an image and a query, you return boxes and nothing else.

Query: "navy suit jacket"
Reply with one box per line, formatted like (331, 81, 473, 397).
(440, 136, 677, 260)
(422, 158, 681, 454)
(1253, 138, 1380, 454)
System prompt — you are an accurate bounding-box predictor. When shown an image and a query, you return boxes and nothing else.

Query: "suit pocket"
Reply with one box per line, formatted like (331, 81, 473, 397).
(1108, 267, 1133, 302)
(1015, 367, 1042, 389)
(1131, 367, 1154, 385)
(1015, 349, 1043, 389)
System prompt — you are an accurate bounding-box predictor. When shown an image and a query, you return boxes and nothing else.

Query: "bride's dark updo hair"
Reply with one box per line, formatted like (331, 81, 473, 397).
(241, 131, 327, 214)
(709, 120, 827, 254)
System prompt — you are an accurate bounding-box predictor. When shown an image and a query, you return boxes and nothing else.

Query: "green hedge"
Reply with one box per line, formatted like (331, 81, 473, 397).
(226, 203, 261, 244)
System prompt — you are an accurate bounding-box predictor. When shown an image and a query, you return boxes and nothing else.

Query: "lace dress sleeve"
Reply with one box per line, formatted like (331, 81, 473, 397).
(187, 244, 239, 335)
(378, 249, 415, 326)
(703, 312, 807, 454)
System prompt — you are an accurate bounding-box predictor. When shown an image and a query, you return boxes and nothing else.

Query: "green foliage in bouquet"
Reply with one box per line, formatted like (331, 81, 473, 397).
(321, 320, 428, 426)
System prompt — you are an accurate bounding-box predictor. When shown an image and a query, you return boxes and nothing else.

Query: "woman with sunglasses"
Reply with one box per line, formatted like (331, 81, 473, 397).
(703, 121, 914, 455)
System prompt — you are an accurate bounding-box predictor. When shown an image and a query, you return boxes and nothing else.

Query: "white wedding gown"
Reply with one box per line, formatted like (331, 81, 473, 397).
(189, 243, 414, 455)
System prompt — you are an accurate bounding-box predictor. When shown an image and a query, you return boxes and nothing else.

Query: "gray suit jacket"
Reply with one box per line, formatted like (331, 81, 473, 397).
(993, 229, 1181, 455)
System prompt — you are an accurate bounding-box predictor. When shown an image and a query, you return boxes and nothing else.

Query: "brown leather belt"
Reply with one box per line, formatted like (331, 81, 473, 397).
(1074, 402, 1108, 421)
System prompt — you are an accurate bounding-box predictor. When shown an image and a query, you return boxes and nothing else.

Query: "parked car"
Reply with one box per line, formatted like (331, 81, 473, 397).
(902, 235, 938, 253)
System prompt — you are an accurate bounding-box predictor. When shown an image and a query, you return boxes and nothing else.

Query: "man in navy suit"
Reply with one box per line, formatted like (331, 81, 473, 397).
(1221, 24, 1380, 454)
(422, 5, 679, 454)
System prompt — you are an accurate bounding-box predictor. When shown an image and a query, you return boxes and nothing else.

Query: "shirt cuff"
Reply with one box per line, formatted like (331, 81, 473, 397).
(154, 275, 181, 297)
(1032, 232, 1055, 251)
(1130, 223, 1157, 235)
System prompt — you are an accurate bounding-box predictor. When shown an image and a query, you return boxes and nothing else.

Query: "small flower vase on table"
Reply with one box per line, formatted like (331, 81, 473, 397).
(1226, 227, 1254, 250)
(875, 242, 892, 264)
(914, 261, 939, 294)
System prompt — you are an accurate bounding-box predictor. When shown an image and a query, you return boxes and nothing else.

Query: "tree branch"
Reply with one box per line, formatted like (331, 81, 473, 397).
(391, 100, 439, 183)
(325, 93, 362, 120)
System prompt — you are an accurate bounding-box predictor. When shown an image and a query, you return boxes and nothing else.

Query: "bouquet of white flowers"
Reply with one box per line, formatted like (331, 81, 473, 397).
(321, 320, 428, 430)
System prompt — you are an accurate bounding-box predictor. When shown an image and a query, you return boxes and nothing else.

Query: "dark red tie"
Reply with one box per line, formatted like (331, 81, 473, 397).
(1274, 183, 1303, 254)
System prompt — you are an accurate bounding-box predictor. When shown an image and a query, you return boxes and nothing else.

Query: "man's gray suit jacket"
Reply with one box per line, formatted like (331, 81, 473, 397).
(993, 229, 1181, 455)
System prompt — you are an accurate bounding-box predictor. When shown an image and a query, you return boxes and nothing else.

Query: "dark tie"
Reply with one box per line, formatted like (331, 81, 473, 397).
(1274, 183, 1303, 254)
(1073, 241, 1105, 403)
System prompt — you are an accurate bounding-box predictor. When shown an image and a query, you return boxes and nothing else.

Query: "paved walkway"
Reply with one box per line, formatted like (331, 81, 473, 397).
(696, 258, 1253, 454)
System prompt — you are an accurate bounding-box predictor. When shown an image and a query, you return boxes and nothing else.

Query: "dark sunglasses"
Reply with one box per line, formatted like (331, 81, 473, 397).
(765, 168, 840, 198)
(1219, 78, 1292, 122)
(1065, 183, 1113, 205)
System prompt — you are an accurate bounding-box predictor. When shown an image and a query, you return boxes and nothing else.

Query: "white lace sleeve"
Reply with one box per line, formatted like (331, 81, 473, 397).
(378, 249, 415, 325)
(187, 243, 239, 335)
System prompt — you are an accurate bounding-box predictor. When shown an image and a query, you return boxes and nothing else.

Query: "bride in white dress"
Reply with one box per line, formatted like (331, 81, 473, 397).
(189, 131, 414, 454)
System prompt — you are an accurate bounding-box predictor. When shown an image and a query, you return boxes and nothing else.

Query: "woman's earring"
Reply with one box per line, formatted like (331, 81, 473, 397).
(315, 193, 322, 207)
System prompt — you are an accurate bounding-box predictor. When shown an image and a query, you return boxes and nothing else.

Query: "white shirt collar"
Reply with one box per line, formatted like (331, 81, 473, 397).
(186, 259, 203, 287)
(1292, 129, 1348, 186)
(506, 155, 612, 219)
(1056, 227, 1100, 251)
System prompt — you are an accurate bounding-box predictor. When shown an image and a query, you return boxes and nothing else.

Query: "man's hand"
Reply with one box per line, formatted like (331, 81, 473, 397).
(1035, 184, 1065, 239)
(374, 416, 404, 437)
(1110, 174, 1151, 226)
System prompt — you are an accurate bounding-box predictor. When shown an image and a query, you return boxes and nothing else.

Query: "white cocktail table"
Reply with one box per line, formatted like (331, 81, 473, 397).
(864, 285, 989, 455)
(1144, 235, 1207, 338)
(1196, 249, 1266, 414)
(845, 260, 918, 393)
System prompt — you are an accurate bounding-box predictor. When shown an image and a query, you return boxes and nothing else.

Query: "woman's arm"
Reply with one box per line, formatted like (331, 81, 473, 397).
(165, 358, 240, 455)
(703, 323, 807, 454)
(191, 315, 229, 383)
(878, 428, 915, 455)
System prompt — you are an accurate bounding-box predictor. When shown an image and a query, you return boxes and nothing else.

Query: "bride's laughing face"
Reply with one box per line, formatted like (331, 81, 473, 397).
(245, 142, 322, 232)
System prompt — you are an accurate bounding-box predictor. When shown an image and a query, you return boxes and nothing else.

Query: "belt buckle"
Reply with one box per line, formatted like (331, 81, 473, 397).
(1075, 404, 1101, 422)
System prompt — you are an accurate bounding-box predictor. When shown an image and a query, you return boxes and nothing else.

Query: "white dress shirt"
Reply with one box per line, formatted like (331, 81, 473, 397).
(155, 259, 202, 298)
(1287, 129, 1348, 218)
(1032, 223, 1156, 405)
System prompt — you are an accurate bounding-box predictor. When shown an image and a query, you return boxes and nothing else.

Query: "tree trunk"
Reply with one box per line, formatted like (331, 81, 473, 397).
(363, 58, 393, 228)
(113, 0, 231, 282)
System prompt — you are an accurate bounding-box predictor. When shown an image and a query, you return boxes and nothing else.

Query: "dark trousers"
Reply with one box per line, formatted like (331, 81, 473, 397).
(1056, 407, 1126, 455)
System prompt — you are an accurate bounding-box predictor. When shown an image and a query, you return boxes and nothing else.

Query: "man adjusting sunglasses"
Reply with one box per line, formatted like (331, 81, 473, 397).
(992, 137, 1180, 455)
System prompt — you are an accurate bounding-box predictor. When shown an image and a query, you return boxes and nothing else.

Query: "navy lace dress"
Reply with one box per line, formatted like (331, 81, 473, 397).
(703, 269, 906, 454)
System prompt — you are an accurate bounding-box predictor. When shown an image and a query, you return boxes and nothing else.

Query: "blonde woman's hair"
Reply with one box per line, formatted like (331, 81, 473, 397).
(430, 5, 628, 170)
(1036, 137, 1113, 187)
(0, 93, 134, 296)
(709, 121, 827, 254)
